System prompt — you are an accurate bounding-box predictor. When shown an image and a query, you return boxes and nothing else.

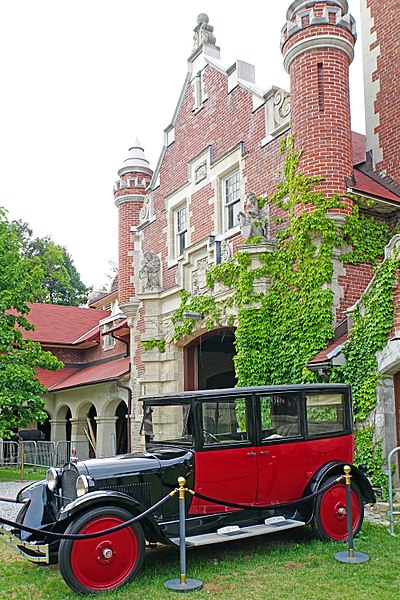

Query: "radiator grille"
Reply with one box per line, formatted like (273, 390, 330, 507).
(61, 466, 78, 506)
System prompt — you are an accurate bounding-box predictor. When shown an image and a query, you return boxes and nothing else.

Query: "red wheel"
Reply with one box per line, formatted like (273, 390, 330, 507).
(312, 477, 364, 542)
(59, 506, 145, 594)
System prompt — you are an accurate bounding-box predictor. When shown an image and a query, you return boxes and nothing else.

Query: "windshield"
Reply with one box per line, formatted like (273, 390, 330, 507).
(141, 403, 193, 446)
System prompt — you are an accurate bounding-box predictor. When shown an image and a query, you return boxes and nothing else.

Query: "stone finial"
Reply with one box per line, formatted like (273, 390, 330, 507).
(192, 13, 217, 51)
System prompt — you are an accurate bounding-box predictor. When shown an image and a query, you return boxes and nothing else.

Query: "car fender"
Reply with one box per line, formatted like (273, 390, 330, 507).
(57, 490, 165, 543)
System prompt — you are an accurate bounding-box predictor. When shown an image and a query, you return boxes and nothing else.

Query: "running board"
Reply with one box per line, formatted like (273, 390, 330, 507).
(170, 519, 305, 547)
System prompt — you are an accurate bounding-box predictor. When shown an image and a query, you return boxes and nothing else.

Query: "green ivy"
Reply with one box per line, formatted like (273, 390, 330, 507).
(140, 338, 166, 353)
(342, 203, 389, 265)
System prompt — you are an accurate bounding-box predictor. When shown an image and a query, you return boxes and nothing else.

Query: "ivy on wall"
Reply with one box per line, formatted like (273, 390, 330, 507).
(170, 135, 397, 487)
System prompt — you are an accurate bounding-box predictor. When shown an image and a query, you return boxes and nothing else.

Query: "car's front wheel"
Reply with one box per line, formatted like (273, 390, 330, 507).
(312, 476, 364, 542)
(59, 506, 145, 594)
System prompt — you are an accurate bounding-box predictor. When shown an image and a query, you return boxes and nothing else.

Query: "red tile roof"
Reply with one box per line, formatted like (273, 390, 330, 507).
(308, 333, 348, 365)
(351, 131, 366, 165)
(36, 357, 130, 391)
(21, 303, 110, 345)
(350, 169, 400, 203)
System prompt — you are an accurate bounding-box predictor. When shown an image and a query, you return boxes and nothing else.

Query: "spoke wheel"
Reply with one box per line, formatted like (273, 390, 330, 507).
(59, 506, 145, 594)
(312, 477, 364, 542)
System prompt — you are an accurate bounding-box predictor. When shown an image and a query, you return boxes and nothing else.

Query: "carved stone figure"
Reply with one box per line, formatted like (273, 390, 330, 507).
(192, 257, 209, 295)
(238, 192, 268, 240)
(139, 196, 150, 225)
(220, 239, 232, 263)
(139, 252, 161, 291)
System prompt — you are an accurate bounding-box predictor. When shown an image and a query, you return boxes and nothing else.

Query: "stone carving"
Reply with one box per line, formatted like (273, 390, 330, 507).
(238, 192, 268, 241)
(139, 252, 161, 291)
(220, 239, 232, 263)
(384, 234, 400, 260)
(193, 14, 217, 51)
(139, 195, 151, 225)
(195, 160, 207, 184)
(273, 90, 291, 128)
(192, 257, 209, 295)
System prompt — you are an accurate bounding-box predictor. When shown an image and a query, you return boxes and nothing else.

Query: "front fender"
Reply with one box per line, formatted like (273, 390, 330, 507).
(16, 480, 58, 541)
(58, 490, 166, 544)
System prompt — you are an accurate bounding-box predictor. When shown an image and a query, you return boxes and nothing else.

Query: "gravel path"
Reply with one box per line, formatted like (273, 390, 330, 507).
(0, 481, 33, 523)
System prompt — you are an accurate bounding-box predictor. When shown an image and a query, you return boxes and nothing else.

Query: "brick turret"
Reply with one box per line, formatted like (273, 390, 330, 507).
(281, 0, 357, 213)
(114, 139, 153, 305)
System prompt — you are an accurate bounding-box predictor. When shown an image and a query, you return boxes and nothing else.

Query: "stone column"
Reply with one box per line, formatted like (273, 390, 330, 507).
(95, 416, 119, 458)
(49, 419, 68, 442)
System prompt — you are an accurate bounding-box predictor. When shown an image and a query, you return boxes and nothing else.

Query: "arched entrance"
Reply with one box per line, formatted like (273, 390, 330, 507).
(115, 401, 128, 455)
(184, 328, 236, 391)
(37, 412, 51, 441)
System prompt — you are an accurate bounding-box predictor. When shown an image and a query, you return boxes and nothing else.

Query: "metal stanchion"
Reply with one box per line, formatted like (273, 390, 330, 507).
(20, 444, 25, 482)
(335, 465, 369, 564)
(164, 477, 203, 593)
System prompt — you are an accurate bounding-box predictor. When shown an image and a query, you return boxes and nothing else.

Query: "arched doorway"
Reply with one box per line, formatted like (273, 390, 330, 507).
(115, 401, 128, 455)
(184, 328, 237, 391)
(87, 405, 97, 458)
(65, 408, 72, 441)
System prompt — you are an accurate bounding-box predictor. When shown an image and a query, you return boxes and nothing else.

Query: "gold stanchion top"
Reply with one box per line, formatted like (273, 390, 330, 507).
(343, 465, 351, 475)
(178, 477, 186, 488)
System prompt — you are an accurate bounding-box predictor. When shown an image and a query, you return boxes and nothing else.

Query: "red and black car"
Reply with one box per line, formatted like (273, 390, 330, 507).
(1, 384, 375, 594)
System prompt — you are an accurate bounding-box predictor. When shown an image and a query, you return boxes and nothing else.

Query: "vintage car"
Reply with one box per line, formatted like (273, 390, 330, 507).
(1, 384, 375, 594)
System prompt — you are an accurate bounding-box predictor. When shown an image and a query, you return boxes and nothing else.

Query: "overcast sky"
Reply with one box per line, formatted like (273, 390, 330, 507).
(0, 0, 364, 291)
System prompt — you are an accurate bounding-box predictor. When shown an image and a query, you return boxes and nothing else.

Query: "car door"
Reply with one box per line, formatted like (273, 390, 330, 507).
(189, 395, 258, 515)
(256, 393, 307, 505)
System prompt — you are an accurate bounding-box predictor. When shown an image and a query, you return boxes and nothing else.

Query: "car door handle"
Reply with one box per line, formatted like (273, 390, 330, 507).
(247, 451, 256, 457)
(260, 451, 270, 455)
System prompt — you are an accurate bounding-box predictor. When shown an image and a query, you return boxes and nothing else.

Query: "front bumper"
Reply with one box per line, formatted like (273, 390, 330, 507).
(0, 523, 49, 563)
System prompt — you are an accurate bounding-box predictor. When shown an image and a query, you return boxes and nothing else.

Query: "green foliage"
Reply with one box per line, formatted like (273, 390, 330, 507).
(141, 338, 166, 353)
(13, 220, 90, 306)
(0, 209, 63, 439)
(354, 426, 388, 498)
(342, 204, 389, 265)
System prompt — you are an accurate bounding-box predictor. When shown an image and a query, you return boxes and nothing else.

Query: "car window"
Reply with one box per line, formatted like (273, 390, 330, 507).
(306, 393, 345, 436)
(141, 403, 193, 445)
(260, 394, 300, 441)
(201, 397, 249, 446)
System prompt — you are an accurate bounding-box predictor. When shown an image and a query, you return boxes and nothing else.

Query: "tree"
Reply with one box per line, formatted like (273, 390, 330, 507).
(0, 209, 62, 439)
(14, 220, 90, 306)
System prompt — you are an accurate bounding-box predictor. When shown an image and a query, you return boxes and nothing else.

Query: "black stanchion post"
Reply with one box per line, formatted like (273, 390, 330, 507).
(335, 465, 369, 564)
(164, 477, 203, 593)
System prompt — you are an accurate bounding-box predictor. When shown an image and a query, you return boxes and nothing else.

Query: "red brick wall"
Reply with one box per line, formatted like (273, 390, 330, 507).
(365, 0, 400, 185)
(282, 2, 356, 212)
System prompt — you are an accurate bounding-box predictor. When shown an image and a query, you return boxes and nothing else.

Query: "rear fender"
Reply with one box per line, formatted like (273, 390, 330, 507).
(309, 461, 376, 503)
(57, 490, 165, 543)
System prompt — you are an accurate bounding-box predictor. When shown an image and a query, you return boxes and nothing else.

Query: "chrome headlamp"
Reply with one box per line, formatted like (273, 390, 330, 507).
(76, 474, 89, 497)
(46, 467, 59, 492)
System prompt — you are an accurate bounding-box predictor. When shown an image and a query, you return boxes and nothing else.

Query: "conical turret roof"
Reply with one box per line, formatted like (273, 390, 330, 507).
(118, 137, 153, 177)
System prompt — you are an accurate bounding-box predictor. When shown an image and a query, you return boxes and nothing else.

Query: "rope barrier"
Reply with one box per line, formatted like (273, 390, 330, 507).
(0, 492, 174, 540)
(0, 474, 344, 542)
(193, 475, 344, 511)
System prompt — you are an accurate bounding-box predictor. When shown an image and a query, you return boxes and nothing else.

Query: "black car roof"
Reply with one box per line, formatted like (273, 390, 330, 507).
(140, 383, 351, 406)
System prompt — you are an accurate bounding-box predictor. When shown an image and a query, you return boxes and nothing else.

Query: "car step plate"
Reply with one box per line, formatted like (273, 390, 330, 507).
(170, 519, 305, 547)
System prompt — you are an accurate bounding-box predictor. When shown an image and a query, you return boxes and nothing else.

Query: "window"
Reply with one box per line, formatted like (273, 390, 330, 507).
(306, 393, 345, 436)
(103, 323, 115, 350)
(141, 403, 193, 446)
(201, 397, 248, 445)
(260, 394, 300, 441)
(174, 205, 187, 258)
(224, 171, 240, 230)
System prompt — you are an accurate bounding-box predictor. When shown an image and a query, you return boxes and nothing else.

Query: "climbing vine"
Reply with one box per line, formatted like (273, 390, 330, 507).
(170, 135, 398, 489)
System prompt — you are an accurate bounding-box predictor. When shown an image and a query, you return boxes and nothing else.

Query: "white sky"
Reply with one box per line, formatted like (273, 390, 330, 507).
(0, 1, 364, 291)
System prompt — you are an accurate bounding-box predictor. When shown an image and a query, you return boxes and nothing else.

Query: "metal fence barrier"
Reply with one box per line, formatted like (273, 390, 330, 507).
(388, 445, 400, 536)
(0, 440, 91, 469)
(0, 441, 19, 466)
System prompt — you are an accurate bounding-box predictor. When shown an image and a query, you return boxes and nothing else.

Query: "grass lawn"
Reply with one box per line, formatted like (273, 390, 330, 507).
(0, 522, 398, 600)
(0, 467, 48, 482)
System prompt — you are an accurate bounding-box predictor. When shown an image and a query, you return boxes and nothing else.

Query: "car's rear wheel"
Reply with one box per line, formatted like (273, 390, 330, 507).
(312, 477, 364, 542)
(59, 506, 145, 594)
